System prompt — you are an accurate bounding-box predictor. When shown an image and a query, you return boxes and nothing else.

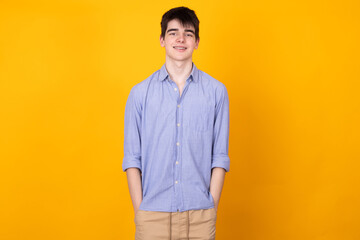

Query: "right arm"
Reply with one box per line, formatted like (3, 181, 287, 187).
(126, 168, 142, 214)
(122, 87, 143, 214)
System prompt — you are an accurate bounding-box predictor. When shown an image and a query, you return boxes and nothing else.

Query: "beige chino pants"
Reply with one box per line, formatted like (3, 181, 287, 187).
(134, 208, 217, 240)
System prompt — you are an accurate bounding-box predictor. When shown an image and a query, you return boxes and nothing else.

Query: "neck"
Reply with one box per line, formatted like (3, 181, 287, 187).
(164, 58, 193, 83)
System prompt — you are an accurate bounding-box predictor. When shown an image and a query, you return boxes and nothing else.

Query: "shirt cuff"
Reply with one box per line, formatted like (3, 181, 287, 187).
(122, 156, 142, 172)
(211, 154, 230, 172)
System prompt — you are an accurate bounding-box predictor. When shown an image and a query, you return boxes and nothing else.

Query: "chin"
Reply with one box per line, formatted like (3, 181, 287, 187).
(171, 55, 191, 62)
(174, 58, 191, 62)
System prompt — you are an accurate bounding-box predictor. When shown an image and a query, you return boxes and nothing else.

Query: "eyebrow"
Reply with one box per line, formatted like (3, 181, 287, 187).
(167, 28, 195, 34)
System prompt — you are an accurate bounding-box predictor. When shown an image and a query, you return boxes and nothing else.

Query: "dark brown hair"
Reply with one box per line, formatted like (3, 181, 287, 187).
(160, 6, 200, 41)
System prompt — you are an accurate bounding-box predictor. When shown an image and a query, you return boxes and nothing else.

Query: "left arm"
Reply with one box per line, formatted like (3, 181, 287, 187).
(210, 83, 230, 211)
(210, 167, 226, 211)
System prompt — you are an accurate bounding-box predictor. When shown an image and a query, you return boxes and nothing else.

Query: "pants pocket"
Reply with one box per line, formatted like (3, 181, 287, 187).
(134, 209, 143, 224)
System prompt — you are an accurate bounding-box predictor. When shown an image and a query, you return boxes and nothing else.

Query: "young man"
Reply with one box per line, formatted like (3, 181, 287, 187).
(122, 6, 230, 240)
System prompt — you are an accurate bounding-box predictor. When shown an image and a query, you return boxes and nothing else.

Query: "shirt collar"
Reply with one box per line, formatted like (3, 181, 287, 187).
(159, 62, 199, 83)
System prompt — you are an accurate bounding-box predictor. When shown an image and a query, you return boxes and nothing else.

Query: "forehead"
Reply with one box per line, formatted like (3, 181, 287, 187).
(166, 19, 195, 31)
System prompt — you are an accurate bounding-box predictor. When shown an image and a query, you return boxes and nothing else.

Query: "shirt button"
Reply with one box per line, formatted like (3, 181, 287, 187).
(176, 142, 180, 146)
(177, 104, 180, 108)
(176, 161, 179, 165)
(175, 181, 178, 184)
(174, 88, 177, 91)
(177, 123, 180, 127)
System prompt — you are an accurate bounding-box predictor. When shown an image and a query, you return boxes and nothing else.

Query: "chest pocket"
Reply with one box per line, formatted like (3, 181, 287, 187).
(188, 101, 214, 132)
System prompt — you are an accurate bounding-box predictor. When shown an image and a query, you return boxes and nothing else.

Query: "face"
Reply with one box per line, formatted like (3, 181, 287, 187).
(160, 19, 199, 63)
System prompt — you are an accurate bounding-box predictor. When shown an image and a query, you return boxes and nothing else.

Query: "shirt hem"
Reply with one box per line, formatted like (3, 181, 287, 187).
(139, 205, 215, 213)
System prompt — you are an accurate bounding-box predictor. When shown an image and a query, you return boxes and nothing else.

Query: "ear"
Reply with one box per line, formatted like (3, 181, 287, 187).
(160, 35, 165, 47)
(194, 38, 200, 49)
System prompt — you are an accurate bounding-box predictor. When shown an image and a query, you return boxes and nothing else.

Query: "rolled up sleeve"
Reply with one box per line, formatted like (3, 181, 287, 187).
(122, 87, 142, 172)
(211, 83, 230, 172)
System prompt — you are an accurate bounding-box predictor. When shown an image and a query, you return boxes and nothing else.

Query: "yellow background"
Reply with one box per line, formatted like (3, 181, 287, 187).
(1, 0, 359, 239)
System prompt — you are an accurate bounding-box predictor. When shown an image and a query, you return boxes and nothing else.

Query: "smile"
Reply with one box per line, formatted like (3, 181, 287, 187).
(173, 46, 187, 50)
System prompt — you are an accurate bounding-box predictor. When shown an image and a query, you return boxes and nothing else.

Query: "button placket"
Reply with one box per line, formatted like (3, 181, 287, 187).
(174, 81, 181, 211)
(173, 77, 193, 212)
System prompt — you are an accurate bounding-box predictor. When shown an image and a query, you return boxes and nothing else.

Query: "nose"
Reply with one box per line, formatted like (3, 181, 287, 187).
(176, 33, 185, 43)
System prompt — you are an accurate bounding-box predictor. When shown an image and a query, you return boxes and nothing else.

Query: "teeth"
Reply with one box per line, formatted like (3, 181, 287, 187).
(174, 47, 186, 49)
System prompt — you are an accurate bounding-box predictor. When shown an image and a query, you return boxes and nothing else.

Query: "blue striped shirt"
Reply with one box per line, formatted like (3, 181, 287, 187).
(122, 63, 230, 212)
